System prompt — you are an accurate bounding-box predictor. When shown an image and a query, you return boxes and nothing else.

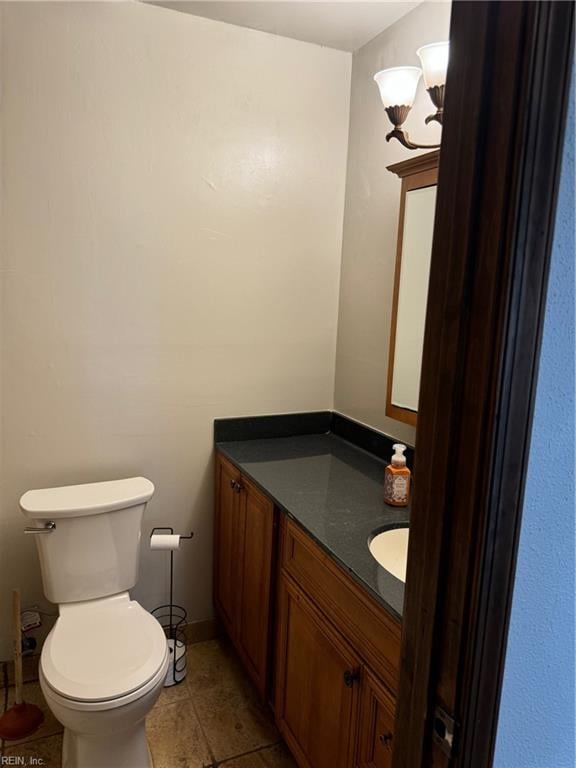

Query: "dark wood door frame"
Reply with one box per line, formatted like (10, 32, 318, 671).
(393, 2, 574, 768)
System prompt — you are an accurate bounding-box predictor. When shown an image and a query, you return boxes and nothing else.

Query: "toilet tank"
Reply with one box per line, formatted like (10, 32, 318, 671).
(20, 477, 155, 604)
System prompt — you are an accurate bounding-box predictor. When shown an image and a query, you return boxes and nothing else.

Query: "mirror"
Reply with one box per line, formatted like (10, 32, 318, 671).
(386, 151, 439, 426)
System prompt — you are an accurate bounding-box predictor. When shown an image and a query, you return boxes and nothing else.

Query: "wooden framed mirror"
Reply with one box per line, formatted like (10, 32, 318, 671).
(386, 150, 439, 427)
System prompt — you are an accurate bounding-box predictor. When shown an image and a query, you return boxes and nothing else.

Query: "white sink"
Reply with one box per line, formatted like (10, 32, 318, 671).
(369, 527, 409, 583)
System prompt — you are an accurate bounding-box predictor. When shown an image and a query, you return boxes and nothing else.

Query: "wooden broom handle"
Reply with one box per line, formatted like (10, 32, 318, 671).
(12, 589, 23, 705)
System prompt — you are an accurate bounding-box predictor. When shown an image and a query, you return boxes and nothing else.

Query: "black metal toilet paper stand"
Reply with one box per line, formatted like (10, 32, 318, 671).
(150, 527, 194, 687)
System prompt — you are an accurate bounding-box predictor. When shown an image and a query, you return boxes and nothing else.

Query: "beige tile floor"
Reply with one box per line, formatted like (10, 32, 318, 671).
(0, 638, 297, 768)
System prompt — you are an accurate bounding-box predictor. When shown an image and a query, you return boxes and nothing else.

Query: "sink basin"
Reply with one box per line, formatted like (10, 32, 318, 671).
(369, 527, 409, 582)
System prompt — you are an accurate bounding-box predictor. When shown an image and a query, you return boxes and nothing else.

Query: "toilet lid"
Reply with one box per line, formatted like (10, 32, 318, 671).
(41, 596, 168, 702)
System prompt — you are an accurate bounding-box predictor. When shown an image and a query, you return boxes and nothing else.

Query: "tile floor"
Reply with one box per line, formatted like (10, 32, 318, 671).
(0, 638, 297, 768)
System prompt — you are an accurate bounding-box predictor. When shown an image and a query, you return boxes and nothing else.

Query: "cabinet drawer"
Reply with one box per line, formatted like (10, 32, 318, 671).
(280, 517, 401, 693)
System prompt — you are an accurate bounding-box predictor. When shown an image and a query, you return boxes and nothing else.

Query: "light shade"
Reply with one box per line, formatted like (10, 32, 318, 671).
(416, 41, 449, 89)
(373, 67, 422, 109)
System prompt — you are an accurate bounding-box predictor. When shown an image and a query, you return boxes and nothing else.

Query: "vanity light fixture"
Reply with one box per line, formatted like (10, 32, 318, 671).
(373, 41, 449, 151)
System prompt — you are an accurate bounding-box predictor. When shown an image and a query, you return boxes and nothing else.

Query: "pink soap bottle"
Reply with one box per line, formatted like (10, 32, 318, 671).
(383, 444, 411, 507)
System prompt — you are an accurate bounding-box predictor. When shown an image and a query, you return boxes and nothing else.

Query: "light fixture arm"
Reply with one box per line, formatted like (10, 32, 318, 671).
(385, 127, 440, 151)
(384, 103, 441, 151)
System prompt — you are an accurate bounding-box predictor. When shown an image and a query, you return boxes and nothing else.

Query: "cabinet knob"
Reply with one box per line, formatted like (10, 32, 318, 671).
(229, 480, 243, 494)
(379, 732, 393, 748)
(343, 669, 361, 688)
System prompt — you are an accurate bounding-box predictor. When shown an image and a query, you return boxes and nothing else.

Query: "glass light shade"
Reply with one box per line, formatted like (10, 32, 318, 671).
(416, 41, 449, 89)
(373, 67, 422, 109)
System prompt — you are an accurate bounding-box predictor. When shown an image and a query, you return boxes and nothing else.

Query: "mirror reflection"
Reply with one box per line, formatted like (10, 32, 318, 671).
(386, 152, 439, 427)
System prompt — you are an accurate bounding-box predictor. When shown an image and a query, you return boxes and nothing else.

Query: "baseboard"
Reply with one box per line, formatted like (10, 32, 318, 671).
(1, 654, 40, 687)
(183, 618, 220, 645)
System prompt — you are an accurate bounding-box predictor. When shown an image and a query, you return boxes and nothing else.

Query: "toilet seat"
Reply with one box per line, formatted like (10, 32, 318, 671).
(40, 653, 169, 712)
(41, 593, 168, 708)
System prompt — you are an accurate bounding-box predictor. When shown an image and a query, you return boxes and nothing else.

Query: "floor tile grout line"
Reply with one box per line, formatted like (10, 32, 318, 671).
(186, 640, 288, 767)
(3, 730, 64, 749)
(2, 732, 63, 754)
(212, 738, 285, 767)
(186, 682, 218, 766)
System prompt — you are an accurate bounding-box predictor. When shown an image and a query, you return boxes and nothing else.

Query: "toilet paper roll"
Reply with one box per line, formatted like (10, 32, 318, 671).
(150, 534, 180, 551)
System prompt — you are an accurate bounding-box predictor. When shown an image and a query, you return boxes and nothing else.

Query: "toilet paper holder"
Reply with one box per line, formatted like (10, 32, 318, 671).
(149, 526, 194, 687)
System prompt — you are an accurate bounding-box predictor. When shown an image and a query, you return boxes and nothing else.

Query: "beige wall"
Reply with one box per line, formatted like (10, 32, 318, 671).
(333, 2, 451, 444)
(0, 1, 351, 657)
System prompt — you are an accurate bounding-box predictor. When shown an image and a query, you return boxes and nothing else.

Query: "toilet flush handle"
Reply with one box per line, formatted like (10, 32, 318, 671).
(24, 521, 56, 534)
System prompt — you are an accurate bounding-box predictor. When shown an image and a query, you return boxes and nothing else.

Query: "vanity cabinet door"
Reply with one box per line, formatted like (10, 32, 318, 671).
(237, 477, 275, 697)
(214, 452, 276, 699)
(214, 454, 243, 637)
(275, 575, 360, 768)
(356, 672, 396, 768)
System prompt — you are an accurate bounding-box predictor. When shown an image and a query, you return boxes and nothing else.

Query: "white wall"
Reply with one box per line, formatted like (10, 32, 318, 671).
(334, 2, 451, 443)
(0, 1, 351, 657)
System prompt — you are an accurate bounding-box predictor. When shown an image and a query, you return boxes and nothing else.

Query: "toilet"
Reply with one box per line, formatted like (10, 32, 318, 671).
(20, 477, 169, 768)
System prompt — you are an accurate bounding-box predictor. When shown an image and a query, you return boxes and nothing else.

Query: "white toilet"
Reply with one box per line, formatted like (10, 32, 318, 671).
(20, 477, 169, 768)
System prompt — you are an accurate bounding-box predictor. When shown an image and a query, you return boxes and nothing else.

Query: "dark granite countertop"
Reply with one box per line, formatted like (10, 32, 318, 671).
(216, 433, 410, 620)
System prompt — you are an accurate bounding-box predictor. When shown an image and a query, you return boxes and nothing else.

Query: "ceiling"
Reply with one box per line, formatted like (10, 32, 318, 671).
(146, 1, 421, 52)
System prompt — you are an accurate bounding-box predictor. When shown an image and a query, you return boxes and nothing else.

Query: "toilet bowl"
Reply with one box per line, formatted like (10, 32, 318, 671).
(20, 477, 167, 768)
(39, 593, 168, 768)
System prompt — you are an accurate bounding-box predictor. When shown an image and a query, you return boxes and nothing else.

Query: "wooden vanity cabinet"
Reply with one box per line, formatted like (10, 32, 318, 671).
(275, 576, 362, 768)
(214, 450, 400, 768)
(214, 453, 275, 698)
(275, 517, 400, 768)
(275, 569, 398, 768)
(279, 516, 401, 695)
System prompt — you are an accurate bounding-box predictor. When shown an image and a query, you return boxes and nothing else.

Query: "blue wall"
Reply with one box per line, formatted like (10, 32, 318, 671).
(494, 70, 575, 767)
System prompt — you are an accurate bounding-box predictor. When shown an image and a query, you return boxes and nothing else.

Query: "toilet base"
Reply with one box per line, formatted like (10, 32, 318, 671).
(62, 721, 152, 768)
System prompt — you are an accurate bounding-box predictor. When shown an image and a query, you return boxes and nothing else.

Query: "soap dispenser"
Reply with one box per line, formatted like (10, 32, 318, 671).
(384, 444, 411, 507)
